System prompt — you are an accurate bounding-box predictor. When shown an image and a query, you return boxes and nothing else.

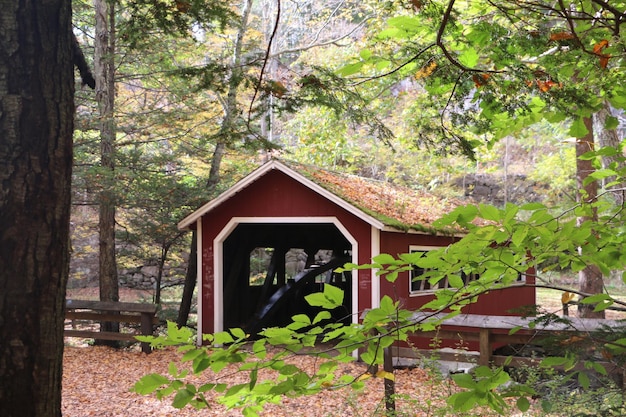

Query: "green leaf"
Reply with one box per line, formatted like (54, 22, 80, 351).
(291, 314, 311, 324)
(479, 204, 500, 221)
(375, 60, 391, 71)
(448, 391, 478, 412)
(577, 371, 590, 389)
(372, 253, 397, 264)
(359, 49, 372, 60)
(249, 368, 258, 390)
(540, 356, 571, 368)
(387, 16, 422, 32)
(579, 293, 611, 304)
(520, 202, 545, 210)
(605, 115, 619, 130)
(213, 331, 235, 345)
(312, 311, 331, 324)
(583, 168, 617, 186)
(569, 117, 589, 138)
(224, 383, 248, 397)
(337, 62, 363, 76)
(511, 226, 529, 248)
(541, 399, 553, 413)
(452, 372, 477, 389)
(230, 327, 246, 340)
(323, 283, 344, 306)
(448, 274, 465, 289)
(198, 383, 215, 393)
(133, 373, 170, 394)
(172, 388, 194, 409)
(458, 48, 479, 68)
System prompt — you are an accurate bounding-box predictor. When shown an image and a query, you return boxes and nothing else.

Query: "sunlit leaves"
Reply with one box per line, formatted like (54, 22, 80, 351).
(568, 117, 589, 138)
(458, 48, 479, 68)
(447, 366, 511, 414)
(304, 284, 344, 309)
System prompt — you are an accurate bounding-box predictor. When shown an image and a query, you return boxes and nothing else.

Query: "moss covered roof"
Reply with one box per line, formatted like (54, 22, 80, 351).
(279, 159, 467, 234)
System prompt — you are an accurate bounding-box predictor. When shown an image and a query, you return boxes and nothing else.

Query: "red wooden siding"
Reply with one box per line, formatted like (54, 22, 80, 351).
(195, 166, 536, 349)
(199, 169, 373, 334)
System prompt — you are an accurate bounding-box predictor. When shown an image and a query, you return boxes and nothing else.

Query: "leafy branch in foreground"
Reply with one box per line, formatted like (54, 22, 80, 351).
(134, 190, 626, 416)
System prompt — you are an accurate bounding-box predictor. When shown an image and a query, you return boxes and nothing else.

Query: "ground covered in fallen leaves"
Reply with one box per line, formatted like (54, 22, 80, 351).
(62, 344, 516, 417)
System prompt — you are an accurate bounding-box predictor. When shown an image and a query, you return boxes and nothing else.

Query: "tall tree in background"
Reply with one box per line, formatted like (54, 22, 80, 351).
(175, 0, 384, 325)
(0, 0, 74, 414)
(95, 0, 120, 331)
(179, 0, 255, 325)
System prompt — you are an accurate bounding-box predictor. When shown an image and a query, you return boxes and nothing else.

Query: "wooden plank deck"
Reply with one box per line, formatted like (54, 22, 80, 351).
(397, 313, 624, 367)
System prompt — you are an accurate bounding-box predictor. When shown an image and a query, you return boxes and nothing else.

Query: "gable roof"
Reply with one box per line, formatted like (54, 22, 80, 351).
(178, 159, 466, 234)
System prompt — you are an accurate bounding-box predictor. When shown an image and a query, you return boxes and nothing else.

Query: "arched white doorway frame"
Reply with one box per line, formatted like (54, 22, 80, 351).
(211, 216, 359, 335)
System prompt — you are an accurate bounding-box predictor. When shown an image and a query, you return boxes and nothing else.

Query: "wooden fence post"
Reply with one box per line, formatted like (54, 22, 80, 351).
(383, 347, 396, 414)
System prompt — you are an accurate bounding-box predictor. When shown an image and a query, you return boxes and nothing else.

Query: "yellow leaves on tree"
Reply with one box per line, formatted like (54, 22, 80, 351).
(414, 61, 437, 80)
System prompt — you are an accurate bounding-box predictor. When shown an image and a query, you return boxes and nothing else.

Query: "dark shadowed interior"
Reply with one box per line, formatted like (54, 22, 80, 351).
(222, 223, 352, 333)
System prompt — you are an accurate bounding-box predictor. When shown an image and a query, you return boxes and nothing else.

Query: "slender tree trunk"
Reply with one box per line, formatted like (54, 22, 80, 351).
(177, 232, 197, 327)
(154, 245, 171, 305)
(207, 141, 226, 187)
(95, 0, 120, 336)
(576, 116, 604, 319)
(0, 0, 74, 414)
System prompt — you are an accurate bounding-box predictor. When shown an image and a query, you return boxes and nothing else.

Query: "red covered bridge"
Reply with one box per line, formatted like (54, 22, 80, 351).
(178, 159, 535, 348)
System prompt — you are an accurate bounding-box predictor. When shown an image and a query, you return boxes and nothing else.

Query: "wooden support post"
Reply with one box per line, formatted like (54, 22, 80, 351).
(383, 347, 396, 414)
(478, 328, 491, 366)
(140, 312, 154, 354)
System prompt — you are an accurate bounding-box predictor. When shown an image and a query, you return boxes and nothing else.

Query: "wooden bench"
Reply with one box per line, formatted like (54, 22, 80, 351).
(64, 299, 159, 353)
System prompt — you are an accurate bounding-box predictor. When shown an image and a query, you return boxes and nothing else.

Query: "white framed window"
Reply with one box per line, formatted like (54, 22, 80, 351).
(408, 245, 524, 295)
(408, 245, 442, 294)
(408, 245, 480, 294)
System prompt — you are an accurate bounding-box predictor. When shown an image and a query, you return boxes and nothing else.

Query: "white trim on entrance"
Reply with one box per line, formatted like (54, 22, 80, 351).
(212, 216, 358, 334)
(196, 217, 203, 345)
(178, 160, 385, 231)
(370, 226, 381, 309)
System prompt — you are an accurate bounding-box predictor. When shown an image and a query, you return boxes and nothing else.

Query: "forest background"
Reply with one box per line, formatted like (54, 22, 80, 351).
(70, 0, 625, 317)
(2, 0, 626, 416)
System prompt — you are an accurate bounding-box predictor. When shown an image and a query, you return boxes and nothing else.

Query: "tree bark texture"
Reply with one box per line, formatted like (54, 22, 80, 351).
(576, 116, 604, 319)
(95, 0, 120, 334)
(0, 0, 74, 415)
(594, 101, 626, 206)
(207, 0, 253, 188)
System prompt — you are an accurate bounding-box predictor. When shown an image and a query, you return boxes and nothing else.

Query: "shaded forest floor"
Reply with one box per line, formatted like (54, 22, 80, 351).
(62, 344, 528, 417)
(63, 286, 626, 416)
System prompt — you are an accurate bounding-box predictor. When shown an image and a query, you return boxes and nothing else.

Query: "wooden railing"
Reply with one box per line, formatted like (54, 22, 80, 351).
(391, 313, 622, 373)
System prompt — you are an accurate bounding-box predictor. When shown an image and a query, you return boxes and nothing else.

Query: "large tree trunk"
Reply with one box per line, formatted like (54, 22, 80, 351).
(0, 0, 74, 415)
(95, 0, 120, 336)
(576, 116, 604, 319)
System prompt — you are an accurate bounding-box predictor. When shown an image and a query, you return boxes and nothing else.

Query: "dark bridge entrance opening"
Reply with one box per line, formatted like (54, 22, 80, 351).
(222, 223, 352, 333)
